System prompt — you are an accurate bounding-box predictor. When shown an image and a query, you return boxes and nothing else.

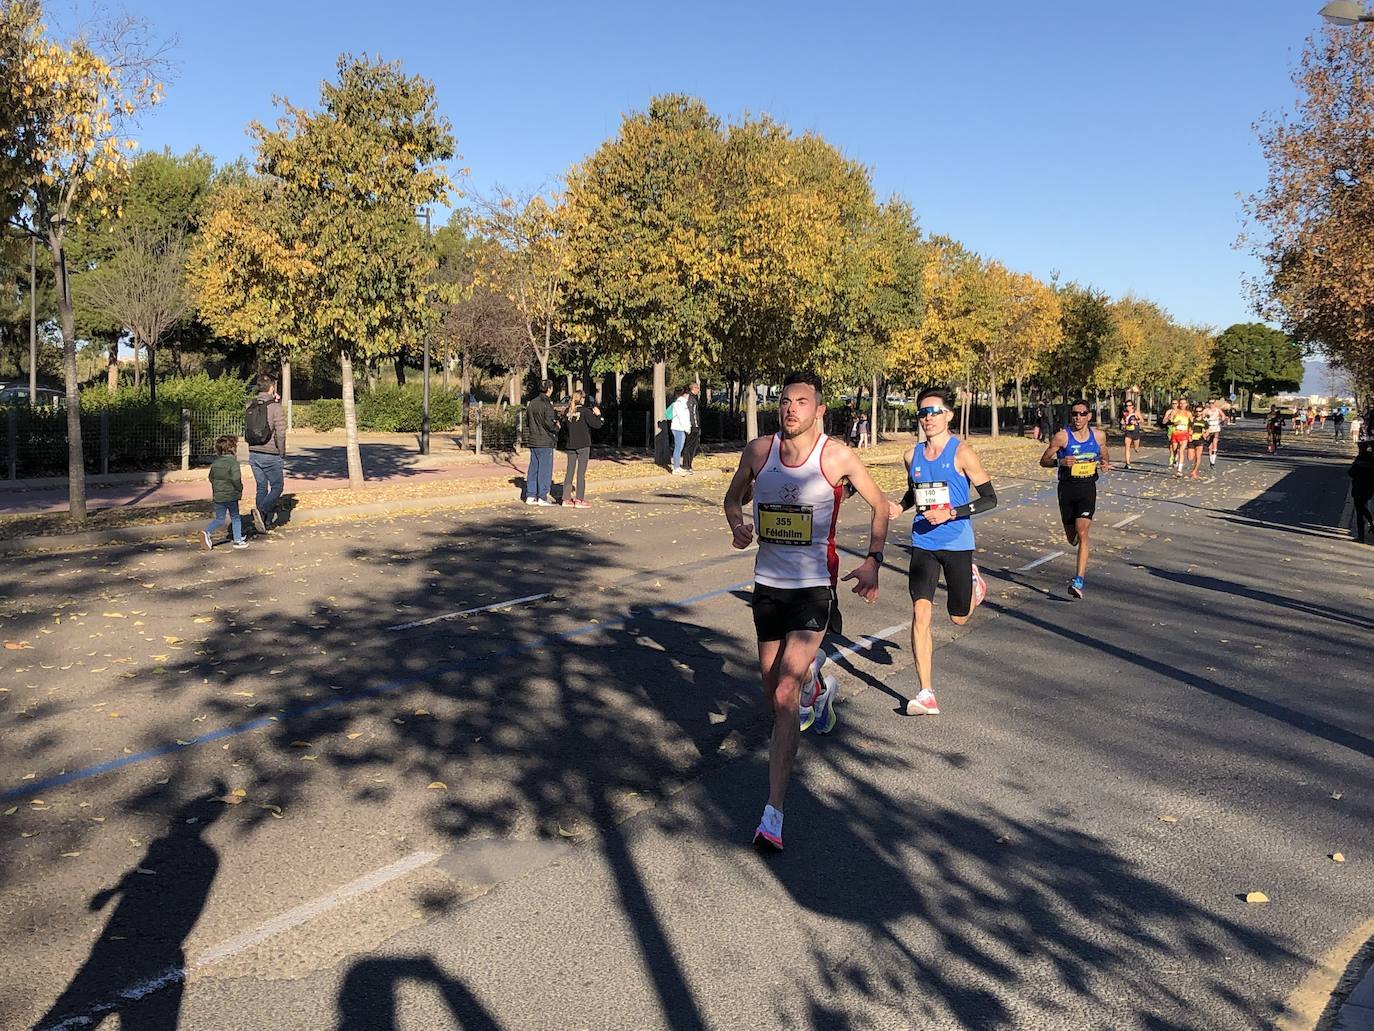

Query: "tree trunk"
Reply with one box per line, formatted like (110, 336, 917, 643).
(614, 370, 624, 405)
(442, 349, 450, 390)
(653, 360, 667, 434)
(340, 349, 365, 489)
(133, 342, 141, 388)
(50, 234, 85, 520)
(281, 359, 292, 432)
(509, 368, 523, 407)
(460, 352, 470, 398)
(1108, 390, 1119, 422)
(870, 373, 880, 446)
(566, 371, 574, 397)
(989, 374, 1001, 437)
(1015, 374, 1024, 421)
(746, 381, 759, 441)
(107, 339, 118, 392)
(148, 341, 157, 406)
(394, 357, 406, 386)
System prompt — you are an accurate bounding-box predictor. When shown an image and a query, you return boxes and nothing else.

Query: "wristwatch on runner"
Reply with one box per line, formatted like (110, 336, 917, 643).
(867, 551, 885, 566)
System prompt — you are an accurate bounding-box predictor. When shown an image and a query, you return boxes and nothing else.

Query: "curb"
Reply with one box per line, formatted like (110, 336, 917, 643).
(0, 468, 727, 557)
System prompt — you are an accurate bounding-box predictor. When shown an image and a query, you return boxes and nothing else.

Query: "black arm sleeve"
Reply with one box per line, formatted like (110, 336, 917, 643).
(899, 481, 915, 512)
(953, 480, 997, 519)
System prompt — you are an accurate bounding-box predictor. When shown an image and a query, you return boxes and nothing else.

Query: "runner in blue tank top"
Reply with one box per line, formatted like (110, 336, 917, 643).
(889, 387, 999, 717)
(1040, 398, 1111, 599)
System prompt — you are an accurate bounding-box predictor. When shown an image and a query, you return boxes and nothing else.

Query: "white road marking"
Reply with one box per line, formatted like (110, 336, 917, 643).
(39, 851, 442, 1030)
(824, 623, 908, 664)
(387, 593, 552, 631)
(1112, 514, 1142, 528)
(197, 851, 440, 964)
(1017, 551, 1064, 572)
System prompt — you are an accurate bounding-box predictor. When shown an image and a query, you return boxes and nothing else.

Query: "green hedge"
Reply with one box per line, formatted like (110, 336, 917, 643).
(80, 373, 253, 413)
(295, 388, 463, 432)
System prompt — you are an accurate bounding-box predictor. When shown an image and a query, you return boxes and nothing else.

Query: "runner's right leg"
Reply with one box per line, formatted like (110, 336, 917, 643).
(755, 628, 824, 848)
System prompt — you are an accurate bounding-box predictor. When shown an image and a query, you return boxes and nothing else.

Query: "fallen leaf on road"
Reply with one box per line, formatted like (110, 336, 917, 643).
(1331, 792, 1343, 800)
(426, 782, 446, 790)
(1244, 891, 1270, 904)
(346, 732, 362, 740)
(4, 642, 33, 650)
(61, 851, 81, 858)
(2, 807, 15, 816)
(156, 778, 169, 785)
(102, 612, 125, 618)
(290, 741, 312, 748)
(21, 832, 35, 838)
(1158, 815, 1178, 823)
(557, 824, 577, 838)
(1332, 853, 1346, 863)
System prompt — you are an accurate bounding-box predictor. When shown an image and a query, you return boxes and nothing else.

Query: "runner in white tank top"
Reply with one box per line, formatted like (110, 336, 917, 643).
(723, 372, 890, 853)
(752, 432, 843, 590)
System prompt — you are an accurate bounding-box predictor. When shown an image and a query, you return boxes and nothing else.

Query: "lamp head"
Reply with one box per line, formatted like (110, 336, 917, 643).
(1321, 1, 1367, 25)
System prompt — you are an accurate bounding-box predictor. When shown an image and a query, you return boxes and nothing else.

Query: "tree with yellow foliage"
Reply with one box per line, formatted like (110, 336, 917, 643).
(1, 0, 166, 519)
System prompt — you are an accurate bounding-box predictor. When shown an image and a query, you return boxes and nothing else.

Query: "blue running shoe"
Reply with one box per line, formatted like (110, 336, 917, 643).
(812, 674, 838, 735)
(1069, 576, 1084, 599)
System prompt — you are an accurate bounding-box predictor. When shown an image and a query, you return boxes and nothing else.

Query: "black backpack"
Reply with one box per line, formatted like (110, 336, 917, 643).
(244, 398, 273, 446)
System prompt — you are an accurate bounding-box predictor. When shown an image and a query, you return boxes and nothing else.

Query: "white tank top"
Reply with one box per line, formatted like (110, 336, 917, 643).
(752, 433, 842, 589)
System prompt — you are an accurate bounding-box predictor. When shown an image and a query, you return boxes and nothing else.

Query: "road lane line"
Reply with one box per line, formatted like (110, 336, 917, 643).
(387, 593, 552, 631)
(1112, 514, 1141, 528)
(1016, 551, 1064, 572)
(38, 851, 443, 1031)
(197, 851, 440, 964)
(825, 623, 908, 665)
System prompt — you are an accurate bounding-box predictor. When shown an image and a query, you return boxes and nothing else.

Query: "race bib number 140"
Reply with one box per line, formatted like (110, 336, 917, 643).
(913, 481, 951, 512)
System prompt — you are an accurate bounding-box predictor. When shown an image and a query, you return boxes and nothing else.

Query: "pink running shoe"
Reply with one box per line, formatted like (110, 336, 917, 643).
(971, 563, 987, 609)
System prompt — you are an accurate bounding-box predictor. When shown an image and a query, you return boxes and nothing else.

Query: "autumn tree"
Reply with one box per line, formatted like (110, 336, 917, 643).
(195, 56, 454, 488)
(1002, 270, 1060, 426)
(1246, 25, 1374, 396)
(0, 0, 167, 519)
(563, 94, 724, 422)
(888, 236, 976, 402)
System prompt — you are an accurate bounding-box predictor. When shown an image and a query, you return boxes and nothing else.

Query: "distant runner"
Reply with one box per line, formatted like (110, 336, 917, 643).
(1120, 400, 1143, 470)
(1203, 398, 1223, 467)
(1167, 399, 1191, 475)
(1187, 403, 1208, 479)
(724, 371, 890, 853)
(1041, 399, 1111, 599)
(1266, 408, 1284, 453)
(889, 387, 997, 717)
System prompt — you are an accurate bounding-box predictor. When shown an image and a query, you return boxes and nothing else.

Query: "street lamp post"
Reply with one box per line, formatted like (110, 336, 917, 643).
(1320, 1, 1374, 24)
(421, 207, 432, 455)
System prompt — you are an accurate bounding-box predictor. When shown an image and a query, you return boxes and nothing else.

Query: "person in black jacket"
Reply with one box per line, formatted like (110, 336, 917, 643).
(682, 382, 702, 472)
(1351, 441, 1374, 544)
(559, 390, 604, 507)
(524, 380, 559, 506)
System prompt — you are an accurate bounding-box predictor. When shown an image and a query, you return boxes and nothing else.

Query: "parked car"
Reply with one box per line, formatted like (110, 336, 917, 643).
(0, 384, 65, 407)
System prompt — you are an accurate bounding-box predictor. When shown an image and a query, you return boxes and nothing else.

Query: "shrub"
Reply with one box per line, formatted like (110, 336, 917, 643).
(80, 373, 252, 413)
(293, 388, 462, 432)
(304, 398, 344, 431)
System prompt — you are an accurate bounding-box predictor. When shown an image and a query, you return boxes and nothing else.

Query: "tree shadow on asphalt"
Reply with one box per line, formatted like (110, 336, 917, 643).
(1141, 566, 1374, 634)
(0, 498, 1321, 1029)
(337, 956, 500, 1031)
(35, 782, 227, 1031)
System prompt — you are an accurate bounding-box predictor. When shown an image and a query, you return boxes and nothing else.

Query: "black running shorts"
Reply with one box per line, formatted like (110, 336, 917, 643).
(1123, 430, 1141, 441)
(752, 584, 836, 642)
(1058, 480, 1097, 524)
(908, 547, 974, 617)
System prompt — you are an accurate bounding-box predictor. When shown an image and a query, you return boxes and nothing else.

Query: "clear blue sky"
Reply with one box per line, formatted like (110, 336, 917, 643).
(112, 0, 1320, 333)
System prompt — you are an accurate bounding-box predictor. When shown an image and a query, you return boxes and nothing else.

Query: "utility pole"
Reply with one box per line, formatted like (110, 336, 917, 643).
(28, 236, 36, 406)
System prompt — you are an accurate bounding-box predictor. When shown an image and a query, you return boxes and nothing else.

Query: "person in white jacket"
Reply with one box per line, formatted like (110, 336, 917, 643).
(669, 388, 693, 474)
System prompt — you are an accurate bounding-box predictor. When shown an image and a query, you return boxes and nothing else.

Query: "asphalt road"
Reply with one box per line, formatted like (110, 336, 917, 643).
(1, 424, 1370, 1030)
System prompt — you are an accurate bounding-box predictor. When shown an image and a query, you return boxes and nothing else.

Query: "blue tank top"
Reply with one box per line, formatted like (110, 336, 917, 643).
(1057, 428, 1101, 483)
(909, 437, 975, 552)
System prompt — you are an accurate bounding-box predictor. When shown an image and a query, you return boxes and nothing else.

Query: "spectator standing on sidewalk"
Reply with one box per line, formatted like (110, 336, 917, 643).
(200, 435, 248, 551)
(669, 385, 692, 475)
(244, 372, 287, 534)
(560, 390, 603, 507)
(524, 379, 559, 505)
(682, 382, 703, 472)
(1351, 441, 1374, 544)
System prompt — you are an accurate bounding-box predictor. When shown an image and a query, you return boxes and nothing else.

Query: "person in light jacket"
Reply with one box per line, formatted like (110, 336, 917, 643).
(669, 387, 692, 475)
(560, 390, 604, 507)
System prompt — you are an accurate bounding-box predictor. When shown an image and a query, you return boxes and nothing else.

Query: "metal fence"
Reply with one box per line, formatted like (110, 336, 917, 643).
(4, 406, 244, 480)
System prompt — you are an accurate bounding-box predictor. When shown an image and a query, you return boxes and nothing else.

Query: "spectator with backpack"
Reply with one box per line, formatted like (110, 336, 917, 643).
(244, 372, 287, 533)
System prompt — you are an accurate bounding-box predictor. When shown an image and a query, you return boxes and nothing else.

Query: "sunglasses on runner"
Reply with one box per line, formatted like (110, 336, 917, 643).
(1071, 410, 1091, 417)
(916, 406, 949, 418)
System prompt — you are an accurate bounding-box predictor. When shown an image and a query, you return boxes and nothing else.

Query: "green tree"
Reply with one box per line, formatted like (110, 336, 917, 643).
(563, 94, 724, 422)
(1212, 322, 1303, 412)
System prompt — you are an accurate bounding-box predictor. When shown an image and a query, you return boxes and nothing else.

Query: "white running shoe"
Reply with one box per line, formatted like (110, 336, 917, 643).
(812, 674, 839, 734)
(971, 563, 987, 609)
(906, 688, 940, 716)
(798, 650, 828, 730)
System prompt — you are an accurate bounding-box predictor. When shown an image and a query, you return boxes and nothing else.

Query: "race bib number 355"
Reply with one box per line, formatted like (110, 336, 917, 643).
(757, 504, 814, 545)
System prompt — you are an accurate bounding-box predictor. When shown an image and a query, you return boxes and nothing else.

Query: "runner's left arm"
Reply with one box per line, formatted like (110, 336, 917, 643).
(952, 445, 997, 518)
(828, 444, 889, 603)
